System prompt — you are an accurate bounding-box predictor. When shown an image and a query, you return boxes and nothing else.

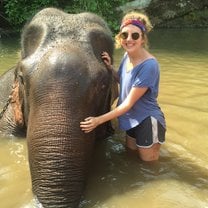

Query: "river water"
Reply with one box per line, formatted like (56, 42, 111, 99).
(0, 29, 208, 208)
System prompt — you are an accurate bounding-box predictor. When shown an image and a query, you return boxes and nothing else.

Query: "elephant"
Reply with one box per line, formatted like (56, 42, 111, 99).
(0, 7, 117, 208)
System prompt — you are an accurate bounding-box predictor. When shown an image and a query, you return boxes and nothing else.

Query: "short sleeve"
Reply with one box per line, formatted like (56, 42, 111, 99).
(133, 59, 159, 88)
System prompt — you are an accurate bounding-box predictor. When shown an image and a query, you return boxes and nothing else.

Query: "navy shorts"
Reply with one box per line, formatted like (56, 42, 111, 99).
(126, 116, 166, 148)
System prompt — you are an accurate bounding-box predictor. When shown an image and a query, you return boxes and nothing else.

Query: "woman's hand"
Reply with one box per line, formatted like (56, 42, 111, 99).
(101, 51, 119, 83)
(101, 51, 113, 71)
(80, 117, 100, 133)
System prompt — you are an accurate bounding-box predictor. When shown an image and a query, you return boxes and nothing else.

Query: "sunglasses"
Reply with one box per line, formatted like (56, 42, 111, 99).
(119, 32, 141, 40)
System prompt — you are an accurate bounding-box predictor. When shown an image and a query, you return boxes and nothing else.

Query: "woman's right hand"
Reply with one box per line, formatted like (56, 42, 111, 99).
(101, 51, 113, 71)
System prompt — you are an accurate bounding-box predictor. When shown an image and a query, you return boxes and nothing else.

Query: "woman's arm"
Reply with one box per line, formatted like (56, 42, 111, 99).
(80, 87, 148, 133)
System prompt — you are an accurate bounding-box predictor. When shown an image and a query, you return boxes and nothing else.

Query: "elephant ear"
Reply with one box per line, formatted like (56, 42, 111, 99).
(11, 80, 24, 127)
(89, 30, 114, 63)
(21, 24, 44, 58)
(10, 63, 25, 128)
(89, 29, 118, 101)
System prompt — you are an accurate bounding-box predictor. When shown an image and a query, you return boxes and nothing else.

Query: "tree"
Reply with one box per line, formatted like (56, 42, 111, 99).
(146, 0, 208, 27)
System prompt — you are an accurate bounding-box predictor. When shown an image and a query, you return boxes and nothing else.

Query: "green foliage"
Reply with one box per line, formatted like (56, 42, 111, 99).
(4, 0, 59, 27)
(188, 10, 208, 27)
(63, 0, 128, 33)
(3, 0, 128, 33)
(147, 0, 208, 28)
(159, 9, 208, 28)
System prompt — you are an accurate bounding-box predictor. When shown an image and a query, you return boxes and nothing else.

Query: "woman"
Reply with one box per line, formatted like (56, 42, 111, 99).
(80, 11, 166, 162)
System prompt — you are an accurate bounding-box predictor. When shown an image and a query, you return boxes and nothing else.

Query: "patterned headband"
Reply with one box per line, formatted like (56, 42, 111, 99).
(120, 19, 146, 32)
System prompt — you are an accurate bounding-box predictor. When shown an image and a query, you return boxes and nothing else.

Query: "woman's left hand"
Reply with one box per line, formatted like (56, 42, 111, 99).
(80, 117, 99, 133)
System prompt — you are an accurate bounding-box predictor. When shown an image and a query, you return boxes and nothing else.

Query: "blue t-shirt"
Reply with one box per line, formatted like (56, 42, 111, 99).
(117, 54, 166, 131)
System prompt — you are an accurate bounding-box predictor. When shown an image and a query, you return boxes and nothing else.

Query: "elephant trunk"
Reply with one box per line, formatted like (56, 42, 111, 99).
(27, 99, 94, 208)
(26, 50, 96, 207)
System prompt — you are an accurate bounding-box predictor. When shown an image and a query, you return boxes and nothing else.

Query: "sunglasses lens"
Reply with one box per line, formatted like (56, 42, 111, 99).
(132, 32, 140, 40)
(120, 32, 128, 39)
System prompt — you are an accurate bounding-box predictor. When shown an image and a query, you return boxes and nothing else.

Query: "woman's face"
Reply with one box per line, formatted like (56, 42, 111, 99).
(120, 24, 144, 55)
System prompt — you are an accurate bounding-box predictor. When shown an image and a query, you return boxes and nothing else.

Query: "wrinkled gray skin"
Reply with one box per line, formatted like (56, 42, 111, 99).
(0, 8, 117, 208)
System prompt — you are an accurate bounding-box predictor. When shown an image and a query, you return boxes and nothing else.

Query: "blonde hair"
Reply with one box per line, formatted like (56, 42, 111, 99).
(115, 11, 153, 49)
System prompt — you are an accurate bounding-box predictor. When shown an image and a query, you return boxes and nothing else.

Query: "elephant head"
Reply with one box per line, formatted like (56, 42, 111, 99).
(0, 8, 117, 208)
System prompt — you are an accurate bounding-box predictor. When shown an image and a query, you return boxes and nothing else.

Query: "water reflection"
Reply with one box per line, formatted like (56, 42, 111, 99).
(149, 29, 208, 52)
(0, 136, 32, 208)
(0, 36, 20, 73)
(1, 29, 208, 208)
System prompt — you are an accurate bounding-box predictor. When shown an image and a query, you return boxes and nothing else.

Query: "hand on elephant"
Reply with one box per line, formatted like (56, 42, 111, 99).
(101, 51, 113, 71)
(80, 117, 100, 133)
(101, 52, 120, 83)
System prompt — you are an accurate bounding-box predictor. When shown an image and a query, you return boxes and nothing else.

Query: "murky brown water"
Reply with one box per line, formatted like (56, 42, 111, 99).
(1, 29, 208, 208)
